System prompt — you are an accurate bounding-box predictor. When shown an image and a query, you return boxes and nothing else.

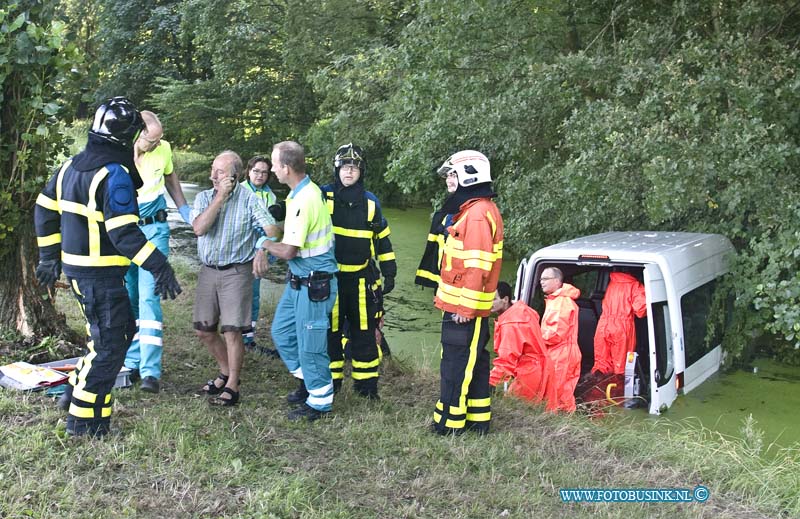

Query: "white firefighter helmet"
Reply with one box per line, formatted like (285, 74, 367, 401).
(437, 150, 491, 188)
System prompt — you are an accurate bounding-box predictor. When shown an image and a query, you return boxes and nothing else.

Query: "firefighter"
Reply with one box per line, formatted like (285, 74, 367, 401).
(35, 97, 181, 437)
(490, 281, 558, 411)
(321, 144, 396, 399)
(540, 267, 582, 412)
(432, 150, 503, 435)
(591, 269, 647, 375)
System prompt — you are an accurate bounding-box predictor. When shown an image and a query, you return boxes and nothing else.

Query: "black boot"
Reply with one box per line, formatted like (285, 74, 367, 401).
(66, 415, 110, 437)
(287, 403, 328, 422)
(286, 378, 309, 405)
(57, 384, 73, 412)
(332, 379, 342, 394)
(354, 379, 379, 400)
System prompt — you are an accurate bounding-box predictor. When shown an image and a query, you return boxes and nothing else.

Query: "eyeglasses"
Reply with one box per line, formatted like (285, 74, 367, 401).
(540, 277, 556, 282)
(251, 169, 269, 175)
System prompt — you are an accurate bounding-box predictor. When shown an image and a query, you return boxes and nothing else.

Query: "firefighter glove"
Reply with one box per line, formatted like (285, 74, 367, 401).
(268, 201, 286, 222)
(153, 262, 182, 300)
(36, 259, 61, 289)
(382, 276, 395, 295)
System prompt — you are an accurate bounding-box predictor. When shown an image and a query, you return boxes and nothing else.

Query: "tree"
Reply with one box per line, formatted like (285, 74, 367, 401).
(0, 1, 82, 337)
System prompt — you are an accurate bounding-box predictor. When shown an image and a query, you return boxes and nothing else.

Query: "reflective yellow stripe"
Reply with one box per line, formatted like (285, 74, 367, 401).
(494, 241, 503, 253)
(466, 411, 491, 422)
(447, 247, 499, 262)
(332, 371, 344, 380)
(367, 199, 375, 222)
(377, 226, 390, 239)
(68, 403, 112, 419)
(57, 200, 105, 221)
(377, 252, 395, 262)
(352, 358, 380, 369)
(55, 160, 71, 213)
(469, 398, 491, 407)
(87, 168, 110, 256)
(439, 283, 494, 302)
(331, 294, 340, 332)
(62, 251, 131, 267)
(486, 211, 496, 237)
(463, 258, 494, 271)
(326, 198, 334, 214)
(415, 269, 440, 283)
(35, 193, 59, 211)
(131, 242, 156, 266)
(72, 387, 112, 405)
(105, 214, 139, 231)
(436, 289, 493, 310)
(427, 233, 438, 242)
(352, 371, 379, 380)
(433, 409, 467, 429)
(458, 316, 482, 416)
(359, 278, 367, 330)
(37, 233, 61, 247)
(330, 360, 345, 369)
(333, 226, 373, 239)
(338, 260, 369, 272)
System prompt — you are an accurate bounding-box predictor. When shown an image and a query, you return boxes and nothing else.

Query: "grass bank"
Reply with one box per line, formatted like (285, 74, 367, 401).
(1, 255, 798, 518)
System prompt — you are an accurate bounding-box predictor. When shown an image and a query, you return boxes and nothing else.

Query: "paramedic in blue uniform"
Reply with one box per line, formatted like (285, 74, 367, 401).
(123, 111, 192, 393)
(254, 141, 338, 421)
(34, 97, 181, 437)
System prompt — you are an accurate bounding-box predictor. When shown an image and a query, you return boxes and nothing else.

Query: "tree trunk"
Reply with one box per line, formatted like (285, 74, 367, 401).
(0, 219, 69, 338)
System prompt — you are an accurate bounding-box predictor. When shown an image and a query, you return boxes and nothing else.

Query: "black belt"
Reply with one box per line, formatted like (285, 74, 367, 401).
(137, 209, 168, 226)
(287, 271, 333, 289)
(204, 262, 246, 271)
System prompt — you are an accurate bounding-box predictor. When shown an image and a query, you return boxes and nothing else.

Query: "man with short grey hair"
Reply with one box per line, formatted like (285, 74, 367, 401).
(191, 150, 280, 406)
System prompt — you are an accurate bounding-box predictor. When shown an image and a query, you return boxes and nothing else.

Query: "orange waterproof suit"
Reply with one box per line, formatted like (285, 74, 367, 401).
(541, 283, 582, 412)
(592, 272, 647, 375)
(490, 301, 558, 411)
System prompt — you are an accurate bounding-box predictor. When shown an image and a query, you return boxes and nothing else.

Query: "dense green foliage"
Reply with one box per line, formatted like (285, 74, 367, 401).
(0, 1, 79, 258)
(6, 0, 799, 360)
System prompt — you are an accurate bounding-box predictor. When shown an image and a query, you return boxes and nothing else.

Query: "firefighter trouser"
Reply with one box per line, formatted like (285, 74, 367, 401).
(271, 277, 338, 412)
(67, 276, 136, 436)
(124, 220, 169, 379)
(434, 313, 491, 434)
(328, 274, 380, 395)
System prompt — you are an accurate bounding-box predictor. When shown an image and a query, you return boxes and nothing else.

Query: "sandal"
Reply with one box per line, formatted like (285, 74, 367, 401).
(210, 387, 240, 407)
(198, 373, 229, 396)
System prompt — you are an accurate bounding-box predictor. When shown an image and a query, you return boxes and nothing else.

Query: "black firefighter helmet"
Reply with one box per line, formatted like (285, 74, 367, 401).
(89, 97, 143, 149)
(333, 143, 366, 183)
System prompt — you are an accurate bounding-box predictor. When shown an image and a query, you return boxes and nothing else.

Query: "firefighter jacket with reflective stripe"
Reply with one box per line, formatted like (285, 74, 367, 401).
(321, 185, 397, 279)
(35, 160, 167, 279)
(415, 209, 452, 289)
(434, 197, 503, 318)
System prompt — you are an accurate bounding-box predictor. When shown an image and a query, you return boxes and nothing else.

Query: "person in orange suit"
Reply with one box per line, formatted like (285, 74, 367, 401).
(490, 282, 558, 411)
(540, 267, 582, 412)
(592, 269, 647, 375)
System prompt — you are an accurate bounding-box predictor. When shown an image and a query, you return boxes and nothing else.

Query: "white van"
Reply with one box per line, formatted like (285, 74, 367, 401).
(515, 231, 734, 414)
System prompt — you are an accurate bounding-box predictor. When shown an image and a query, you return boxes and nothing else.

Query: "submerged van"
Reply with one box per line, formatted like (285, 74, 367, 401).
(515, 231, 734, 415)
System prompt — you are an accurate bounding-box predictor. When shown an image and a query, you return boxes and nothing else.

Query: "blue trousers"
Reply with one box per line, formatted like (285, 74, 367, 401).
(124, 221, 170, 379)
(271, 277, 338, 411)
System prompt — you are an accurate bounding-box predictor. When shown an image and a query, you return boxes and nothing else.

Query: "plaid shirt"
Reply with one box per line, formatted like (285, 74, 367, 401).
(191, 183, 275, 266)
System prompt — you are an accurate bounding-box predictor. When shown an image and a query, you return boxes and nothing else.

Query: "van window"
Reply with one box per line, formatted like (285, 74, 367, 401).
(652, 301, 673, 386)
(681, 280, 722, 366)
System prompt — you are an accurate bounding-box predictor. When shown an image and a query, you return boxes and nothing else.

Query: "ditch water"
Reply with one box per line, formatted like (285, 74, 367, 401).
(169, 184, 800, 450)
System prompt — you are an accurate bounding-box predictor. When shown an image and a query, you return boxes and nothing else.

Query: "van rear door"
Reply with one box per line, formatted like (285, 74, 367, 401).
(643, 263, 678, 414)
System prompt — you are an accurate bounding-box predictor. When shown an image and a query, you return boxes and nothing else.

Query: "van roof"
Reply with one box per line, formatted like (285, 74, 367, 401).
(530, 231, 733, 275)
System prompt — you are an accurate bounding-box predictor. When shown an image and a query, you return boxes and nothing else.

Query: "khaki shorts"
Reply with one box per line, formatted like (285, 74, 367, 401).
(193, 262, 253, 333)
